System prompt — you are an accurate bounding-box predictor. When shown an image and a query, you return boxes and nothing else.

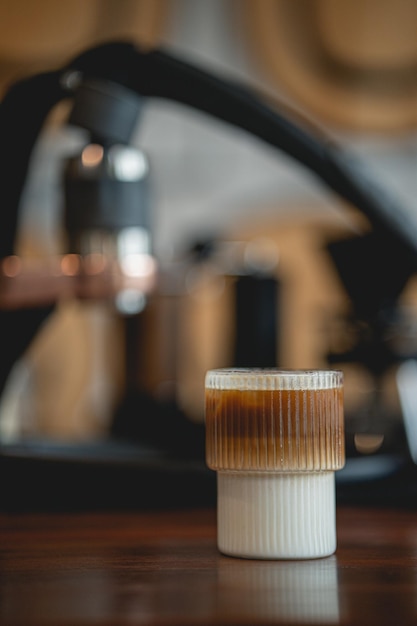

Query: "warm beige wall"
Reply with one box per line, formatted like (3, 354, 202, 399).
(243, 0, 417, 132)
(0, 0, 169, 94)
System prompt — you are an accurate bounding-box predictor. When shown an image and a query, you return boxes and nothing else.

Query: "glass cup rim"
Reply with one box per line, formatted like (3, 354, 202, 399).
(205, 368, 343, 390)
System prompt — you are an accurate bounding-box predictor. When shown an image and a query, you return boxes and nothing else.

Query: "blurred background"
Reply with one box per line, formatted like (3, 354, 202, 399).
(0, 0, 417, 508)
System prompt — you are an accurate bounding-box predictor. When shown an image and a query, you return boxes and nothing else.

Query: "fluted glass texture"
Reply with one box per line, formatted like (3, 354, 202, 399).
(205, 369, 344, 472)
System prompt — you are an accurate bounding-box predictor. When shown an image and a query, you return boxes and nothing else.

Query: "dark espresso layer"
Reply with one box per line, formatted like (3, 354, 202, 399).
(206, 387, 344, 471)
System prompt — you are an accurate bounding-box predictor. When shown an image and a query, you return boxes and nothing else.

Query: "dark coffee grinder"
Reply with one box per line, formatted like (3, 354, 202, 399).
(1, 42, 417, 509)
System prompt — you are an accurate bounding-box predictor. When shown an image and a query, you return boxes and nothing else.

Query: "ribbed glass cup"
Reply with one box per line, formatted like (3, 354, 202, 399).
(205, 368, 345, 559)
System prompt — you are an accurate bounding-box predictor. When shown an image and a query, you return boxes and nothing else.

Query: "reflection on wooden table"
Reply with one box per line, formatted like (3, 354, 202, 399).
(1, 506, 417, 625)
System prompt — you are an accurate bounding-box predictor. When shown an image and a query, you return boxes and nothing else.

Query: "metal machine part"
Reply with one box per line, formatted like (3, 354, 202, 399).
(64, 141, 153, 314)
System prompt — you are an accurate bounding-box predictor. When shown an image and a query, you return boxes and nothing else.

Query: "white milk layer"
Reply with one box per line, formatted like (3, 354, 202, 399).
(217, 471, 336, 559)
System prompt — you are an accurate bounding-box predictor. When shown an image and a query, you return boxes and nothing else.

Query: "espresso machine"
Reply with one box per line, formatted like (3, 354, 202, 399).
(1, 41, 417, 510)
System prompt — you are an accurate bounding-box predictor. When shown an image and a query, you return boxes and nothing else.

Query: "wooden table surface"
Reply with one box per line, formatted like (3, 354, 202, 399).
(1, 505, 417, 625)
